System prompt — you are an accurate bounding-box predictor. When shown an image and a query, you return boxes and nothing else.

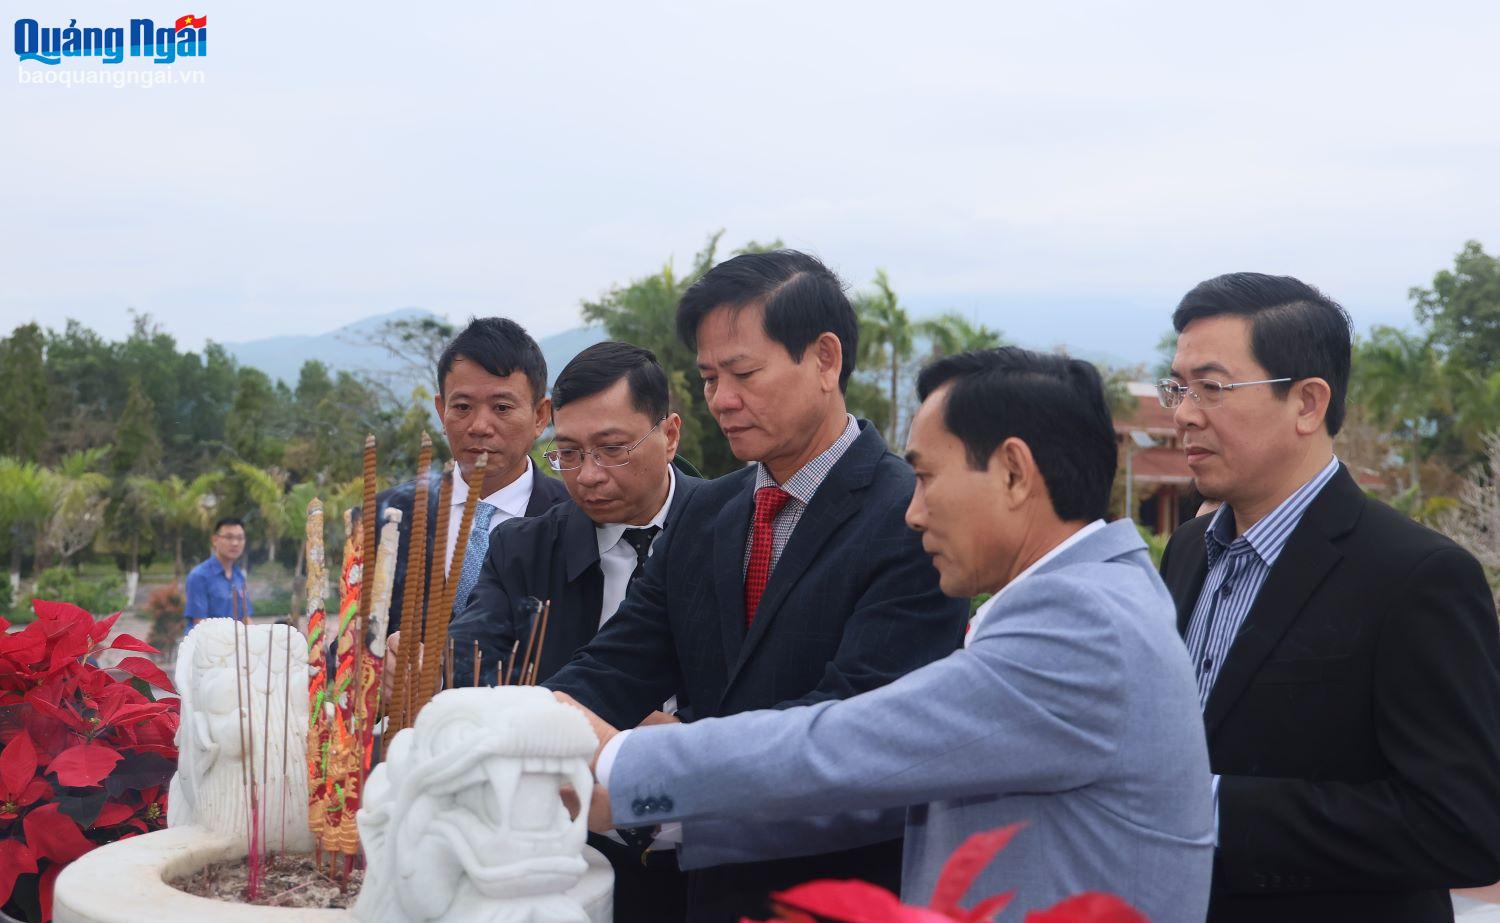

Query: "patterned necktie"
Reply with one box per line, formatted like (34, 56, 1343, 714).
(621, 526, 661, 584)
(743, 486, 792, 627)
(452, 501, 498, 614)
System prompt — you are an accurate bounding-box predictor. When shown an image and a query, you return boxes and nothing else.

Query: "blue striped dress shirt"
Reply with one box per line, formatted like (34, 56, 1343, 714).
(1184, 455, 1341, 706)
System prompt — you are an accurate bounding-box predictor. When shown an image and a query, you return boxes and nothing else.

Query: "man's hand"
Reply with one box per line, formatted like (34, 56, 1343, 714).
(638, 710, 680, 727)
(553, 691, 619, 774)
(559, 782, 616, 833)
(587, 782, 613, 833)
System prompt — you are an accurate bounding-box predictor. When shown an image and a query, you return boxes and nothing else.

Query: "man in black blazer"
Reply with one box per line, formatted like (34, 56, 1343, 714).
(1156, 272, 1500, 923)
(378, 316, 569, 640)
(546, 251, 970, 923)
(447, 342, 702, 920)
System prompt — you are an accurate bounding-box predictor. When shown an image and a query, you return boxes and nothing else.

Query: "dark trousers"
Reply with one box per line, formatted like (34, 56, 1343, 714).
(589, 832, 688, 922)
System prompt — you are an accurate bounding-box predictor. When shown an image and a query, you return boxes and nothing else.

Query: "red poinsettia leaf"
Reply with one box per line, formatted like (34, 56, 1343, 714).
(23, 803, 97, 863)
(30, 599, 91, 626)
(89, 611, 122, 644)
(91, 801, 135, 828)
(100, 701, 169, 730)
(0, 624, 48, 669)
(773, 879, 954, 923)
(1023, 893, 1150, 923)
(961, 891, 1016, 923)
(105, 633, 158, 656)
(47, 742, 123, 787)
(0, 839, 37, 909)
(111, 656, 175, 692)
(0, 729, 39, 797)
(929, 823, 1025, 916)
(21, 777, 53, 807)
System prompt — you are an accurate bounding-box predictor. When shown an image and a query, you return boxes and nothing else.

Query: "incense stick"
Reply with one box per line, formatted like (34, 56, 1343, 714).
(230, 598, 252, 894)
(503, 639, 519, 686)
(413, 462, 455, 715)
(472, 640, 481, 688)
(386, 434, 431, 742)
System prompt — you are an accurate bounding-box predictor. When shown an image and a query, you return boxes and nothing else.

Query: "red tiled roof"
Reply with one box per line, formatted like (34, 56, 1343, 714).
(1115, 393, 1176, 437)
(1129, 445, 1192, 485)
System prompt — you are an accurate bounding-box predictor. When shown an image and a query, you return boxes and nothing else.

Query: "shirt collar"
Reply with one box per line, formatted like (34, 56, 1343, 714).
(967, 519, 1108, 646)
(451, 456, 535, 519)
(753, 414, 860, 504)
(596, 466, 677, 557)
(1205, 455, 1340, 568)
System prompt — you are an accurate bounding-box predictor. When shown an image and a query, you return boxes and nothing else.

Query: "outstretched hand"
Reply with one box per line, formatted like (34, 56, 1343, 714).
(553, 691, 619, 774)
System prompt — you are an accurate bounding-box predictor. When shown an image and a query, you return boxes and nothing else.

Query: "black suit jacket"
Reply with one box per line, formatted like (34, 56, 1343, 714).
(376, 461, 569, 636)
(546, 420, 969, 923)
(1160, 465, 1500, 923)
(447, 471, 704, 687)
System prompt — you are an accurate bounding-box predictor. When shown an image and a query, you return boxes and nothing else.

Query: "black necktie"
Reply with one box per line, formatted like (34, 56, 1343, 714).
(621, 526, 661, 583)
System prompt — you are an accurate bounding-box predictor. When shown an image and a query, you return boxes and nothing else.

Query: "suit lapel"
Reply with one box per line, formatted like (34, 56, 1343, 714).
(713, 478, 754, 669)
(1169, 524, 1210, 636)
(1201, 467, 1363, 737)
(723, 425, 883, 694)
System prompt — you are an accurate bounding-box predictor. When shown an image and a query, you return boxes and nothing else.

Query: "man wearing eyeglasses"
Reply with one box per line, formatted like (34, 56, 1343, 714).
(447, 340, 702, 920)
(183, 516, 253, 634)
(1156, 272, 1500, 923)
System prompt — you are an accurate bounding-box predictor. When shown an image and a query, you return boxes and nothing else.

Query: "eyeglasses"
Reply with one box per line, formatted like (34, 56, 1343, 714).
(544, 418, 665, 471)
(1156, 377, 1292, 409)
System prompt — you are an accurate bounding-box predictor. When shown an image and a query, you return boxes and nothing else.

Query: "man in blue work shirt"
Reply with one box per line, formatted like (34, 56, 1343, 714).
(183, 516, 253, 633)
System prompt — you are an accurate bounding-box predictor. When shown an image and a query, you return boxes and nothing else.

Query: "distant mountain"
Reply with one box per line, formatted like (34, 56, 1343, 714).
(220, 309, 608, 390)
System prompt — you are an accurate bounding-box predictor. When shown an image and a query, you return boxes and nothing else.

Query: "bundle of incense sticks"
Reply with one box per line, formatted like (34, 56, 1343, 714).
(404, 451, 486, 721)
(385, 434, 432, 743)
(502, 598, 552, 686)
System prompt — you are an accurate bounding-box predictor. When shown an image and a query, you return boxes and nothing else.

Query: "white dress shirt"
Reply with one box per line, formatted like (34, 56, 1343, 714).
(594, 466, 676, 629)
(444, 457, 536, 574)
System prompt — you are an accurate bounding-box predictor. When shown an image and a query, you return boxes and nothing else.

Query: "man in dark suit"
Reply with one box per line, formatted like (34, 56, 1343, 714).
(447, 341, 702, 919)
(1156, 272, 1500, 923)
(546, 250, 970, 923)
(379, 316, 569, 643)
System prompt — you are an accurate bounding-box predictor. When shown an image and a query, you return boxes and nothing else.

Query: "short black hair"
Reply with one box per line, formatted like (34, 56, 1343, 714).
(1172, 273, 1353, 435)
(213, 517, 245, 534)
(436, 317, 547, 405)
(676, 250, 859, 391)
(916, 347, 1116, 522)
(552, 341, 670, 422)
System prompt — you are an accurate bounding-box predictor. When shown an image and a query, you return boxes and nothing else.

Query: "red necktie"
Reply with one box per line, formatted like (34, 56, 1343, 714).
(744, 486, 792, 627)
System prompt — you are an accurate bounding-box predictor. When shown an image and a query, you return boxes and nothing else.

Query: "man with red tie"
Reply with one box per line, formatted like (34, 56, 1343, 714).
(546, 249, 968, 923)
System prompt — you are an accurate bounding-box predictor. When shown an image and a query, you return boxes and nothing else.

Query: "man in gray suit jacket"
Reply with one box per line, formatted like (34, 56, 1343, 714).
(562, 347, 1215, 923)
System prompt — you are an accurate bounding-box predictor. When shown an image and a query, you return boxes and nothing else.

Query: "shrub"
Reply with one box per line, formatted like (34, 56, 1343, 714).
(143, 584, 185, 654)
(31, 568, 126, 618)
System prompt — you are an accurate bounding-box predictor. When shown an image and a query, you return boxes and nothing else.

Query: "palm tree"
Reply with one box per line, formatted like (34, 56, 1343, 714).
(232, 461, 289, 565)
(134, 472, 225, 583)
(43, 448, 112, 568)
(916, 311, 1003, 358)
(1350, 326, 1447, 494)
(0, 458, 54, 599)
(855, 270, 915, 443)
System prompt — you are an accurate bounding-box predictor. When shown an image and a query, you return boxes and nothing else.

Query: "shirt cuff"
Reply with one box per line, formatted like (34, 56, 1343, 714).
(596, 727, 631, 788)
(1211, 773, 1221, 845)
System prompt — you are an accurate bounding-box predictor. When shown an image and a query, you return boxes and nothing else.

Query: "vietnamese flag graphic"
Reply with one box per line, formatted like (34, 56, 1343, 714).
(175, 13, 207, 29)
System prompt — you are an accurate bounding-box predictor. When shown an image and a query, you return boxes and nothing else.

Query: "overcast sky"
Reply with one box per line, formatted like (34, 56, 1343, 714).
(3, 0, 1497, 365)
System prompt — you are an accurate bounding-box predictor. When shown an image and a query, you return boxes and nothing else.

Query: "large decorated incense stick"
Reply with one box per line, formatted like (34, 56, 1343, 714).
(412, 453, 486, 717)
(385, 434, 432, 742)
(303, 499, 330, 853)
(353, 435, 378, 740)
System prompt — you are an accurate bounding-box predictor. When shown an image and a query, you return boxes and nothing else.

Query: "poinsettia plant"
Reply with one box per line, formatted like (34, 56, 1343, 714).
(0, 600, 178, 923)
(747, 825, 1150, 923)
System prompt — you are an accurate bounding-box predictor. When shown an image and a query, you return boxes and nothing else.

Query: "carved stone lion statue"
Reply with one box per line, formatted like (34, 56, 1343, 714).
(167, 619, 312, 853)
(355, 686, 602, 923)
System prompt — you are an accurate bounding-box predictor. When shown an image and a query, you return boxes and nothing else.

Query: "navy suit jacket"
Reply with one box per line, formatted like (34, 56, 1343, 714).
(546, 419, 968, 923)
(448, 471, 704, 686)
(376, 462, 569, 636)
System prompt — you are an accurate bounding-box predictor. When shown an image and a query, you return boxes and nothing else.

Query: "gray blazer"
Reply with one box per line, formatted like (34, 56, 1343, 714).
(607, 520, 1214, 923)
